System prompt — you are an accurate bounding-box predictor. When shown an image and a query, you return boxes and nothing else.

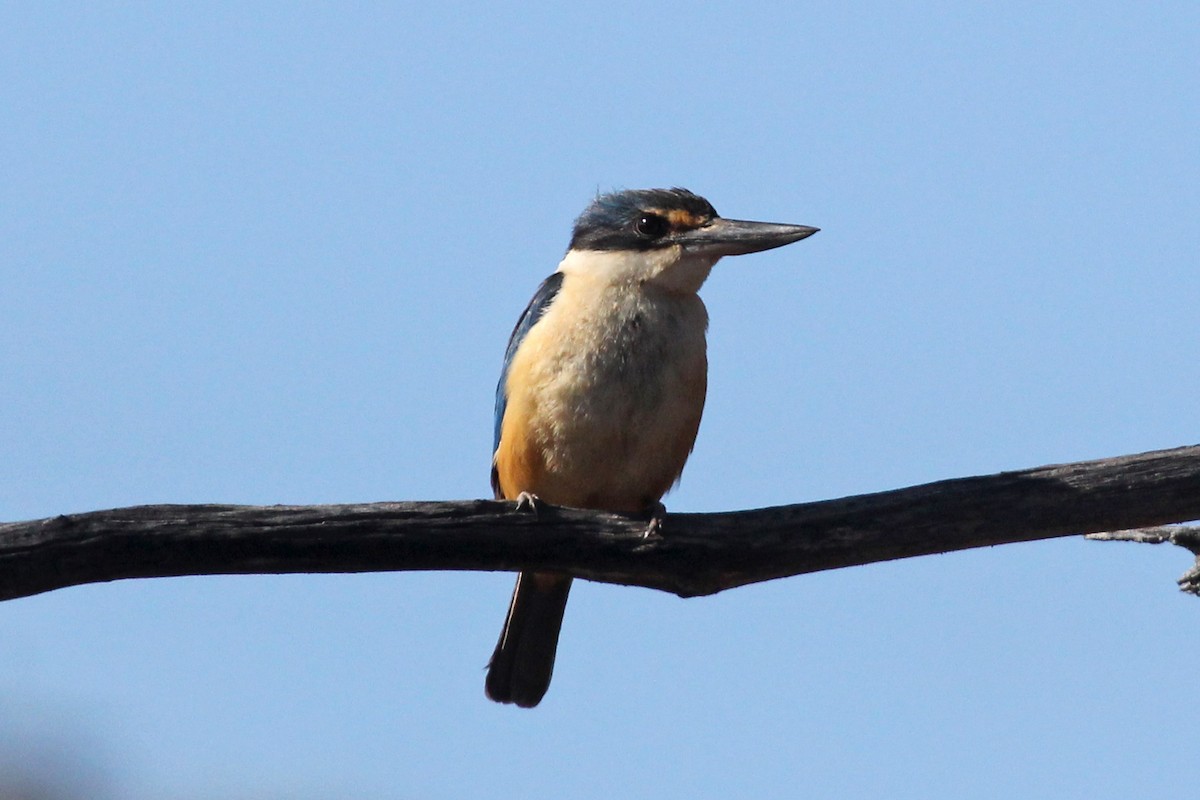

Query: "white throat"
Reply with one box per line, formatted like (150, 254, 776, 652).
(557, 247, 719, 295)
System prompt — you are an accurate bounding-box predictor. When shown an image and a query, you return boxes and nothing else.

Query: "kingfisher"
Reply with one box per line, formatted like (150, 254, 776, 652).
(486, 187, 818, 707)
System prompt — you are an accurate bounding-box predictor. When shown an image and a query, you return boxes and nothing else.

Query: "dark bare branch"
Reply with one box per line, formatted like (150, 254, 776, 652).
(2, 444, 1199, 602)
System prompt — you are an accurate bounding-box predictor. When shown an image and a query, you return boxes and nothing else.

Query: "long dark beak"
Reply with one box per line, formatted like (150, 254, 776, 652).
(673, 217, 819, 257)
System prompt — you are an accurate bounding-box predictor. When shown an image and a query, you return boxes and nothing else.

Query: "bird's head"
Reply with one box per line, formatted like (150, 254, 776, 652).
(561, 188, 818, 293)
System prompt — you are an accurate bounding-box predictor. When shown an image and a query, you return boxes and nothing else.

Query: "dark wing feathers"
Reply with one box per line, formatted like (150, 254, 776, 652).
(491, 272, 565, 494)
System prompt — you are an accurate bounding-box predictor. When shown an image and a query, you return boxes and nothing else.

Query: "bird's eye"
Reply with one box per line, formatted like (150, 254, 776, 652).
(634, 214, 668, 238)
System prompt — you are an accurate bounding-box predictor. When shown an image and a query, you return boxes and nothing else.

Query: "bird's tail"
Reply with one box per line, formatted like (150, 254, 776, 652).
(485, 571, 572, 708)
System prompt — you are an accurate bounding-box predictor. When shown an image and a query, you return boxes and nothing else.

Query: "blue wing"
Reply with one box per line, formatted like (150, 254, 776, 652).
(493, 271, 565, 464)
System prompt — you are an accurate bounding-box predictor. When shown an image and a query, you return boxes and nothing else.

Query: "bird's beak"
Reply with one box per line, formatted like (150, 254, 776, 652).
(673, 218, 819, 257)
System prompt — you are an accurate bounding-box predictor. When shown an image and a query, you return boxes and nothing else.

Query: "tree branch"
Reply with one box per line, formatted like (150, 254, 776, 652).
(3, 444, 1199, 603)
(1087, 525, 1200, 596)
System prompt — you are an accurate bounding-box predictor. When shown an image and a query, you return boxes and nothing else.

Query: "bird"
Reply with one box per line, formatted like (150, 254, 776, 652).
(486, 187, 818, 707)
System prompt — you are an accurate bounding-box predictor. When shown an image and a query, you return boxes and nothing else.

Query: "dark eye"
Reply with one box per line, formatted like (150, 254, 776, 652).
(634, 213, 668, 238)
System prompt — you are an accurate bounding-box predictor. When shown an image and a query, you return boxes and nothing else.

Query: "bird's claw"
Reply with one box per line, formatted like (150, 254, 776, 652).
(514, 491, 541, 517)
(642, 502, 667, 539)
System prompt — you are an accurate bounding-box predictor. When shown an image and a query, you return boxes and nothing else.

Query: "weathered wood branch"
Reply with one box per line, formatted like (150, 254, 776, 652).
(2, 444, 1198, 603)
(1088, 525, 1200, 596)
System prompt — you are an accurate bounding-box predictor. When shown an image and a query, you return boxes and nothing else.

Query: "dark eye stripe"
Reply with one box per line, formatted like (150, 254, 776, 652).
(634, 214, 668, 239)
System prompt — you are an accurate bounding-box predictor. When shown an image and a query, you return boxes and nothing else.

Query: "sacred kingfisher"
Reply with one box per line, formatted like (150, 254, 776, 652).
(486, 187, 818, 707)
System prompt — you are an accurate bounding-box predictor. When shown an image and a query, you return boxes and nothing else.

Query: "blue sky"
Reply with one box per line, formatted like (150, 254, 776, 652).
(2, 2, 1198, 797)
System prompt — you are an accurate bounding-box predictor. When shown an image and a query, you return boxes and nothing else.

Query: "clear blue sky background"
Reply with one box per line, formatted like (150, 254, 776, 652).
(2, 2, 1197, 798)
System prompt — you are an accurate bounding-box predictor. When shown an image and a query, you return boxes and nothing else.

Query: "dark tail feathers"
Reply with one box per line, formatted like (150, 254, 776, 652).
(485, 572, 572, 708)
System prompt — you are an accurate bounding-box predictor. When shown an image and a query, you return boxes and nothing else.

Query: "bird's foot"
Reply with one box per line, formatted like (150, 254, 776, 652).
(514, 491, 541, 517)
(642, 501, 668, 539)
